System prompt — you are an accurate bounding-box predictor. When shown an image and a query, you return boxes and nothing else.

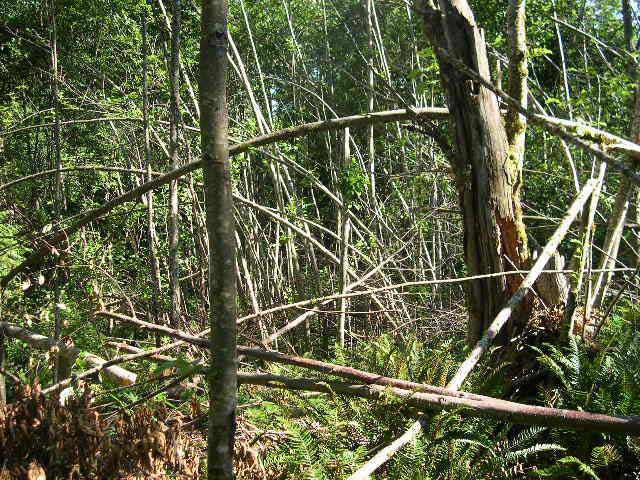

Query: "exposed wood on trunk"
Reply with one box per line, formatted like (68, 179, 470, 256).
(448, 180, 596, 389)
(421, 0, 530, 344)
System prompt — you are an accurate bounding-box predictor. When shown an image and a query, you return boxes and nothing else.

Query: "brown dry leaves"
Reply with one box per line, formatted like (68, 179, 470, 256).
(0, 382, 199, 479)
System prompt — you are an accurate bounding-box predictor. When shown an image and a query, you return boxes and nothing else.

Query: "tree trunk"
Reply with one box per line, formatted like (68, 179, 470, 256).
(168, 0, 182, 329)
(338, 128, 351, 347)
(365, 0, 376, 206)
(200, 0, 237, 477)
(421, 0, 530, 345)
(0, 328, 6, 407)
(589, 177, 631, 315)
(50, 0, 65, 383)
(142, 9, 165, 345)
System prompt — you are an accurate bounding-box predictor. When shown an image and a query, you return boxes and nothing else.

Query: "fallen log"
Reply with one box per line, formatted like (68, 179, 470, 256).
(0, 321, 136, 386)
(0, 322, 78, 379)
(83, 353, 137, 386)
(97, 312, 494, 403)
(93, 311, 640, 435)
(238, 373, 640, 434)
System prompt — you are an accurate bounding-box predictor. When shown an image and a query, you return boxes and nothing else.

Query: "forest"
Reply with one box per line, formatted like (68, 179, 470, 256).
(1, 0, 640, 478)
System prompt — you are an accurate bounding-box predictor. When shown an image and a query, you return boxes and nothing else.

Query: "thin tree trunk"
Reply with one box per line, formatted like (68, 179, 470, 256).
(590, 160, 634, 314)
(200, 0, 236, 476)
(365, 0, 376, 207)
(168, 0, 182, 329)
(338, 128, 351, 347)
(8, 105, 631, 290)
(142, 9, 165, 345)
(507, 0, 567, 308)
(0, 328, 5, 407)
(50, 0, 64, 383)
(564, 160, 607, 336)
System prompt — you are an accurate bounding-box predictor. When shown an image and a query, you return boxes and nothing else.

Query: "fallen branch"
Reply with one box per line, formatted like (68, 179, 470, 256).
(0, 321, 78, 379)
(237, 268, 622, 325)
(95, 310, 640, 436)
(83, 353, 137, 386)
(39, 339, 185, 396)
(90, 312, 640, 435)
(0, 166, 162, 192)
(238, 373, 640, 434)
(0, 116, 141, 137)
(94, 311, 492, 403)
(106, 341, 175, 362)
(0, 321, 137, 386)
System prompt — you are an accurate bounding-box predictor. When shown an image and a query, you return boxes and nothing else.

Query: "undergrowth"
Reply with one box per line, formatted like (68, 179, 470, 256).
(243, 308, 640, 479)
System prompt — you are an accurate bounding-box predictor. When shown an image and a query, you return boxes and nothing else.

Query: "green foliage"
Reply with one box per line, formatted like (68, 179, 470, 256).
(0, 210, 25, 277)
(531, 326, 640, 478)
(338, 158, 369, 208)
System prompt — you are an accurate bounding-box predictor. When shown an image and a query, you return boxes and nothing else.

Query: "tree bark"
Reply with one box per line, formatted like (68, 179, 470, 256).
(365, 0, 376, 206)
(200, 0, 237, 477)
(421, 1, 530, 344)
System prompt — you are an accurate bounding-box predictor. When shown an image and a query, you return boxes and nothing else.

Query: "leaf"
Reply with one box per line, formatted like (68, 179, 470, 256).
(557, 456, 600, 480)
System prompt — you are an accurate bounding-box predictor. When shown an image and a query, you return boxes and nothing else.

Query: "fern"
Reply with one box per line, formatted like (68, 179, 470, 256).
(534, 456, 600, 479)
(246, 325, 640, 479)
